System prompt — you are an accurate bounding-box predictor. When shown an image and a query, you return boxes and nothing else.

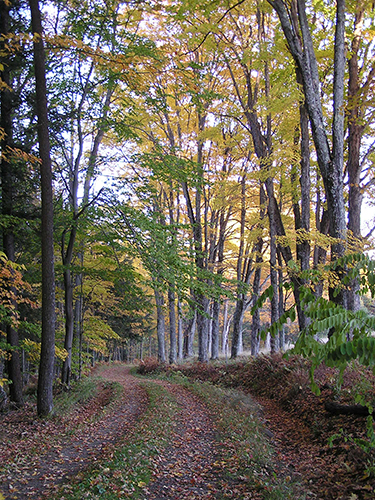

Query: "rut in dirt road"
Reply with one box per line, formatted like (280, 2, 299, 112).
(141, 380, 224, 500)
(0, 366, 148, 500)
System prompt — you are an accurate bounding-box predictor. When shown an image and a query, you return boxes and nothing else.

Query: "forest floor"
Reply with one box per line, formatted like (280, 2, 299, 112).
(0, 357, 374, 499)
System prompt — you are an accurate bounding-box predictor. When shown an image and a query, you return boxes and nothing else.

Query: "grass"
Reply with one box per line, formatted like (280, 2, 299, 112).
(53, 376, 101, 415)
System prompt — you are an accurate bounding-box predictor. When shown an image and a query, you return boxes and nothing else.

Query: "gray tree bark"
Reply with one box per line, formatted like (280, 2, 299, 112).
(347, 4, 368, 312)
(268, 0, 348, 309)
(177, 298, 184, 359)
(154, 288, 166, 363)
(168, 286, 177, 364)
(29, 0, 56, 417)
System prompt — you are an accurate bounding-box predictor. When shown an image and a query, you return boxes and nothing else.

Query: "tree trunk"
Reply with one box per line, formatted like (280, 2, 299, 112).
(177, 298, 183, 360)
(211, 298, 220, 360)
(196, 294, 209, 362)
(347, 4, 366, 312)
(268, 0, 347, 308)
(183, 310, 196, 358)
(266, 178, 279, 354)
(222, 299, 231, 357)
(292, 76, 311, 277)
(154, 288, 166, 363)
(231, 297, 246, 358)
(299, 98, 311, 274)
(251, 265, 262, 357)
(29, 0, 56, 418)
(61, 227, 77, 385)
(75, 268, 83, 380)
(277, 247, 285, 351)
(168, 286, 177, 364)
(231, 173, 250, 358)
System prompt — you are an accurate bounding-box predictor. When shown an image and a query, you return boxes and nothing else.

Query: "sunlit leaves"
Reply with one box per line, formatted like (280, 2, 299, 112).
(21, 338, 68, 363)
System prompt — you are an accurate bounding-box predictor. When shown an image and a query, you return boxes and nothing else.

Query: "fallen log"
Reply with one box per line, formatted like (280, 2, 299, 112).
(325, 401, 373, 417)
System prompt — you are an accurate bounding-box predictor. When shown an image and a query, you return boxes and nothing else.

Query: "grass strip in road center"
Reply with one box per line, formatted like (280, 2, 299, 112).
(54, 380, 179, 499)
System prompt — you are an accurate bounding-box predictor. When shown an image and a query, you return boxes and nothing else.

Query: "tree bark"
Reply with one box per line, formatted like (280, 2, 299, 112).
(177, 298, 183, 360)
(211, 298, 220, 360)
(347, 4, 366, 312)
(222, 298, 231, 357)
(183, 308, 196, 358)
(231, 173, 252, 358)
(154, 288, 166, 363)
(168, 286, 177, 364)
(61, 228, 76, 385)
(277, 247, 285, 351)
(251, 264, 262, 357)
(268, 0, 347, 307)
(267, 178, 279, 354)
(29, 0, 56, 417)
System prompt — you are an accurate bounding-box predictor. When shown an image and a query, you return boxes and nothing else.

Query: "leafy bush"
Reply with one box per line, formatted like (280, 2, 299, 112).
(136, 357, 163, 375)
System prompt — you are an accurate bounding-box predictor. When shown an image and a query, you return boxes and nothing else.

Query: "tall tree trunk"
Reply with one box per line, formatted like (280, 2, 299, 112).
(347, 4, 366, 312)
(180, 107, 209, 362)
(196, 295, 209, 362)
(292, 76, 311, 278)
(231, 298, 246, 358)
(299, 99, 311, 274)
(29, 0, 56, 417)
(61, 228, 76, 385)
(251, 264, 262, 357)
(268, 0, 347, 309)
(211, 298, 220, 360)
(168, 286, 177, 364)
(231, 173, 249, 358)
(154, 288, 166, 363)
(0, 1, 24, 406)
(61, 86, 113, 383)
(277, 247, 285, 351)
(177, 298, 183, 360)
(266, 178, 279, 354)
(222, 298, 230, 357)
(183, 308, 195, 358)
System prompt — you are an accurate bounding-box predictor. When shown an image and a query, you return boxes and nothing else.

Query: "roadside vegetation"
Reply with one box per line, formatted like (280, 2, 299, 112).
(138, 354, 375, 499)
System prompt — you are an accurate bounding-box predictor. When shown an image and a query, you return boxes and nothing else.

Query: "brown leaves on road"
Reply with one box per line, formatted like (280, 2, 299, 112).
(0, 365, 148, 499)
(140, 380, 222, 500)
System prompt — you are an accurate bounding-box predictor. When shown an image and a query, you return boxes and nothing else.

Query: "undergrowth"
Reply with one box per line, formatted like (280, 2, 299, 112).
(53, 376, 102, 416)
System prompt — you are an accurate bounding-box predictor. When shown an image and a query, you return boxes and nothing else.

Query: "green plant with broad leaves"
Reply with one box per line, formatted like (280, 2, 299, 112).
(253, 253, 375, 393)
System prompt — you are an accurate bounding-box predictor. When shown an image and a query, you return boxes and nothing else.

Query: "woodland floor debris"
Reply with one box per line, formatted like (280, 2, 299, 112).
(1, 357, 375, 499)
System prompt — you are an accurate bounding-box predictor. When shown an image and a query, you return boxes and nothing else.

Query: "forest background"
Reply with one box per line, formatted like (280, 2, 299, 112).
(1, 0, 375, 416)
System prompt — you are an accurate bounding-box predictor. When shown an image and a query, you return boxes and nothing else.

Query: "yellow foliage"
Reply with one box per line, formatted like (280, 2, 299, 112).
(84, 317, 120, 355)
(21, 339, 68, 364)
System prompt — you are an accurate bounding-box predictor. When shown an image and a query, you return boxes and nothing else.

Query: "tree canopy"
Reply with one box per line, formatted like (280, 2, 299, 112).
(1, 0, 375, 413)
